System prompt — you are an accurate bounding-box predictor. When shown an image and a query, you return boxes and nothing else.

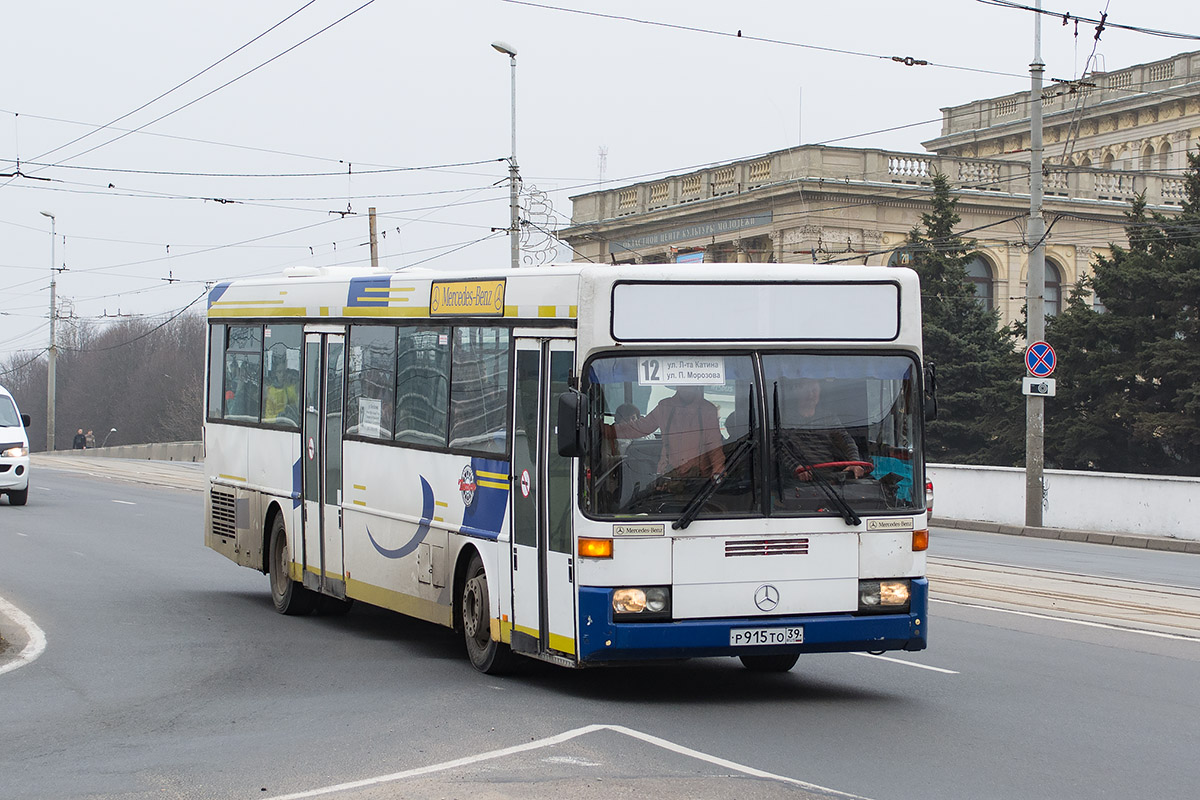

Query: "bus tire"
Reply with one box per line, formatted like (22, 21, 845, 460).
(7, 487, 28, 506)
(739, 653, 799, 672)
(268, 514, 315, 616)
(461, 552, 514, 675)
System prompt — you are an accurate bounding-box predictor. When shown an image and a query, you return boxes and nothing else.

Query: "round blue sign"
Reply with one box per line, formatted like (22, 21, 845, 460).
(1025, 341, 1056, 377)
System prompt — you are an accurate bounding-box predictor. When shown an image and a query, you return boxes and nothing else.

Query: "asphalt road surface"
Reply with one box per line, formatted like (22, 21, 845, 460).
(1, 462, 1198, 800)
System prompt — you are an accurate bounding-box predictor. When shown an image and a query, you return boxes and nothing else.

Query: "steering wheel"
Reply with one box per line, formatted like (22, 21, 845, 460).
(794, 460, 874, 477)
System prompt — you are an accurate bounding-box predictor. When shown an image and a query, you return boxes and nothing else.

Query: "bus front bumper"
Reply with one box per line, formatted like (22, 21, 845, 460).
(577, 577, 928, 664)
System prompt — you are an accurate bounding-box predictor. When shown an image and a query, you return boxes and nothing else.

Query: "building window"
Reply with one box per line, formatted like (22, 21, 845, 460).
(964, 256, 994, 310)
(1045, 261, 1062, 317)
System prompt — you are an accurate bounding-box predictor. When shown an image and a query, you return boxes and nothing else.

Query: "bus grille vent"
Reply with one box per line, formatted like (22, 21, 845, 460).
(725, 538, 809, 557)
(211, 489, 236, 539)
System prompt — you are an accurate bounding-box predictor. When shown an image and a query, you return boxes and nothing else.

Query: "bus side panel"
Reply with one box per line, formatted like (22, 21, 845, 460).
(204, 423, 247, 564)
(339, 441, 511, 629)
(244, 427, 301, 570)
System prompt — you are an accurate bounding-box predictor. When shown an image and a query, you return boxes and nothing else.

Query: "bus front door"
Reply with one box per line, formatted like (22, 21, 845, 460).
(510, 338, 576, 662)
(301, 330, 347, 599)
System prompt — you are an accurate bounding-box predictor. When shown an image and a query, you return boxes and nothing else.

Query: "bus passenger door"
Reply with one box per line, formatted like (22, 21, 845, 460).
(510, 338, 577, 661)
(301, 330, 347, 598)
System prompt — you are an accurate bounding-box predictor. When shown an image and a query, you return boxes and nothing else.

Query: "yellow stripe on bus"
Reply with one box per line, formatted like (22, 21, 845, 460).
(509, 622, 575, 655)
(476, 480, 508, 490)
(217, 474, 247, 482)
(343, 307, 430, 317)
(476, 470, 507, 480)
(209, 308, 308, 318)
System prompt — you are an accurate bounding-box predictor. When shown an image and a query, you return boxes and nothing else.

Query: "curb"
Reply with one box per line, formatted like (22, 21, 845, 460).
(932, 517, 1200, 555)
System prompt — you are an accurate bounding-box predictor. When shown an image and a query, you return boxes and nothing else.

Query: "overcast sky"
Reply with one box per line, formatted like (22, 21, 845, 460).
(1, 0, 1195, 359)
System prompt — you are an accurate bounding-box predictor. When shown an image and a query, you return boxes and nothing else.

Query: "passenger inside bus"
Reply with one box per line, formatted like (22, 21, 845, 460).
(615, 385, 726, 481)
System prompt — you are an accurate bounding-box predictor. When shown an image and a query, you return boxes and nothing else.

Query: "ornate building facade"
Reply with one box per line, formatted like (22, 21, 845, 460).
(560, 50, 1200, 329)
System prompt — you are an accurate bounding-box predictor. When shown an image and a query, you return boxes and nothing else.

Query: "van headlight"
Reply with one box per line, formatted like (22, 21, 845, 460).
(612, 586, 671, 621)
(858, 579, 911, 614)
(2, 445, 28, 458)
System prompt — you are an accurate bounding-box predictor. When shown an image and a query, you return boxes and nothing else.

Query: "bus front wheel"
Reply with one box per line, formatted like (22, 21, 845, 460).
(461, 553, 514, 675)
(268, 514, 315, 616)
(739, 653, 799, 672)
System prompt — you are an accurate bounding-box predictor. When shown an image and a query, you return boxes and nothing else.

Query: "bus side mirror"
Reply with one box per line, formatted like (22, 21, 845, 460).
(21, 414, 31, 428)
(556, 390, 584, 458)
(923, 363, 938, 422)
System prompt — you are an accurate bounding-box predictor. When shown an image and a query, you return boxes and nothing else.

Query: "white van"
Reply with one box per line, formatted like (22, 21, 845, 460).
(0, 385, 31, 506)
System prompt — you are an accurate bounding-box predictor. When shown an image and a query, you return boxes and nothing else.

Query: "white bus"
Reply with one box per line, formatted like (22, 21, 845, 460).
(204, 263, 931, 673)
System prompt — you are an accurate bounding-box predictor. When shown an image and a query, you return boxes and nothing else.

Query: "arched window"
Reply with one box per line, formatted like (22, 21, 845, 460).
(1141, 145, 1154, 172)
(1158, 141, 1171, 172)
(964, 255, 994, 310)
(1045, 261, 1063, 317)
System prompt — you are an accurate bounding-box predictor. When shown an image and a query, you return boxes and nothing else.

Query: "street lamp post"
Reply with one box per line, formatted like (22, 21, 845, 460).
(492, 40, 520, 270)
(39, 211, 57, 452)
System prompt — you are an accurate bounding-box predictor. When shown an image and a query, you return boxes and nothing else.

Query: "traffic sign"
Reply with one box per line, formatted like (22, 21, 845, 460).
(1025, 341, 1056, 377)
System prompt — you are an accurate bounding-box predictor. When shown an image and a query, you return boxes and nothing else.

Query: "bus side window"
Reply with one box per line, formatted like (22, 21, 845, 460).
(448, 326, 508, 454)
(223, 325, 263, 422)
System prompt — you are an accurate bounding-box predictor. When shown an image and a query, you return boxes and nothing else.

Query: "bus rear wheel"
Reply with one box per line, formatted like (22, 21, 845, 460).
(268, 514, 315, 616)
(461, 552, 514, 675)
(739, 653, 799, 672)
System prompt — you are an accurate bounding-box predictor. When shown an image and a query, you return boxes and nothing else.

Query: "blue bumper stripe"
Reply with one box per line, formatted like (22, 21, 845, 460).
(578, 578, 928, 663)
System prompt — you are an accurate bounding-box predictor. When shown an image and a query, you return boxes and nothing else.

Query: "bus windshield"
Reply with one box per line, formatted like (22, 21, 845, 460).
(582, 352, 922, 520)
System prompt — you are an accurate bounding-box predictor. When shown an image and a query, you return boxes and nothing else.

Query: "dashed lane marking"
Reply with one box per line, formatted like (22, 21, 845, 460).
(851, 652, 960, 674)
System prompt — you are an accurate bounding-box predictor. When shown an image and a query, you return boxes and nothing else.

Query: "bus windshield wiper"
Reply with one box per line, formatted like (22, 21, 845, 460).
(772, 382, 861, 527)
(672, 386, 756, 531)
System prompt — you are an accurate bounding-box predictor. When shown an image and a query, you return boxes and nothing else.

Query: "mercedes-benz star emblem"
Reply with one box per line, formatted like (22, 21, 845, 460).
(754, 584, 780, 612)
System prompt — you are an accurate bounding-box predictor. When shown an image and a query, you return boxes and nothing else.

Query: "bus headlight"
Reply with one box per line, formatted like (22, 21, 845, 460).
(612, 586, 671, 621)
(858, 579, 911, 614)
(2, 445, 28, 458)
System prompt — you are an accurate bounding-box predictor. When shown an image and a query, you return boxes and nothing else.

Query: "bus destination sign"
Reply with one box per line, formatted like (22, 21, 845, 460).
(430, 279, 506, 316)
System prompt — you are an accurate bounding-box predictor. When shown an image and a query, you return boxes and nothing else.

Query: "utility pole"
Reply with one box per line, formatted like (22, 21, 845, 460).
(39, 211, 57, 452)
(492, 41, 520, 269)
(368, 206, 379, 268)
(1025, 1, 1047, 527)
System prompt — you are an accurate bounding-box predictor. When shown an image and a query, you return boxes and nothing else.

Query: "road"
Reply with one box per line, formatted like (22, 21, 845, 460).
(1, 462, 1198, 800)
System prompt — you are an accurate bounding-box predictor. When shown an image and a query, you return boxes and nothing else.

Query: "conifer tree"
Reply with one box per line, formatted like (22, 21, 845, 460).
(905, 173, 1023, 464)
(1046, 151, 1200, 474)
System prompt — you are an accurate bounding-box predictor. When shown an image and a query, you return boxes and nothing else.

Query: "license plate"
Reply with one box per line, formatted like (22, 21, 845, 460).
(729, 626, 804, 646)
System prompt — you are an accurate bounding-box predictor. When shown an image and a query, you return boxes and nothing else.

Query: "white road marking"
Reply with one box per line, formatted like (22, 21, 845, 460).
(850, 652, 959, 674)
(15, 532, 27, 537)
(543, 755, 600, 767)
(932, 597, 1200, 643)
(263, 723, 875, 800)
(112, 500, 136, 505)
(0, 594, 47, 677)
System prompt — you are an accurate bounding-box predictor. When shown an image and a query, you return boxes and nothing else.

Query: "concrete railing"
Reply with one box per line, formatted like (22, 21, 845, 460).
(567, 144, 1185, 226)
(56, 441, 203, 462)
(927, 463, 1200, 542)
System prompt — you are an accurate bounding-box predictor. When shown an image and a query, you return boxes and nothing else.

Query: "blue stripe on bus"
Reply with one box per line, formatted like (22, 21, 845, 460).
(208, 281, 232, 309)
(462, 456, 509, 537)
(576, 578, 928, 663)
(347, 276, 392, 307)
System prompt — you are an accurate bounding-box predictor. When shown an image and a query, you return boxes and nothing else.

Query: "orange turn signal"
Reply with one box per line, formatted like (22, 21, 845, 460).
(912, 529, 929, 552)
(578, 537, 614, 558)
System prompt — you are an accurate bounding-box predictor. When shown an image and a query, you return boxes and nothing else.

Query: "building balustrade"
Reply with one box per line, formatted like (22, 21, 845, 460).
(569, 144, 1186, 225)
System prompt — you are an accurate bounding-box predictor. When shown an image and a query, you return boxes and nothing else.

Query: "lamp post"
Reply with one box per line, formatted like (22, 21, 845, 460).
(492, 40, 520, 270)
(102, 428, 117, 448)
(39, 211, 57, 452)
